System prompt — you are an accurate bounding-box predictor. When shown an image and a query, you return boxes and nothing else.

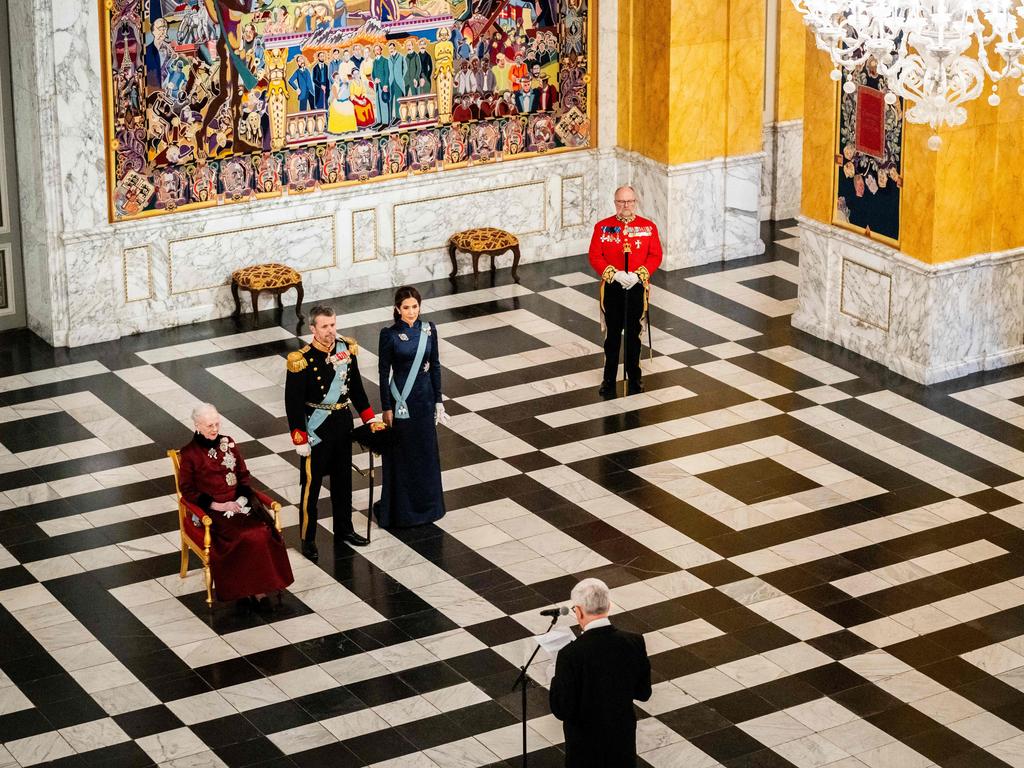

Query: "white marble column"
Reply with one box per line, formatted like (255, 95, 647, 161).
(793, 217, 1024, 384)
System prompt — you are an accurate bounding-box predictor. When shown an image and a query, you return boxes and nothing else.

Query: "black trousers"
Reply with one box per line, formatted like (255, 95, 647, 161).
(298, 416, 354, 543)
(602, 282, 645, 384)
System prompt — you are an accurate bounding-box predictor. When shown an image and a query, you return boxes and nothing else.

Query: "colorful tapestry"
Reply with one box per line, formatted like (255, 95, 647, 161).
(833, 59, 903, 244)
(102, 0, 591, 221)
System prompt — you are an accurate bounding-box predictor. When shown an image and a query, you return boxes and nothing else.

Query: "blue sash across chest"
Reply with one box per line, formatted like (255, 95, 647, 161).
(307, 340, 350, 447)
(390, 323, 429, 419)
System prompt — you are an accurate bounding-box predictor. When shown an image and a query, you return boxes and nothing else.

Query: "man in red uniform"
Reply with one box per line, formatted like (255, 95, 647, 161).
(588, 186, 663, 397)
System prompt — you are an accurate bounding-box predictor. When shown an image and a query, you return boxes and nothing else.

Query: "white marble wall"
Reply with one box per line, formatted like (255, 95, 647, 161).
(621, 150, 765, 270)
(793, 218, 1024, 384)
(760, 120, 803, 221)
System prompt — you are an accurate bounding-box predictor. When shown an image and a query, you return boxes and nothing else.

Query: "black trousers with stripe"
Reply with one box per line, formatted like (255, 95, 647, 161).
(602, 281, 645, 385)
(298, 414, 354, 543)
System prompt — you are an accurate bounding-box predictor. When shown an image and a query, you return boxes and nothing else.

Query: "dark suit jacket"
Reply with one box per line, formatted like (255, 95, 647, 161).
(549, 624, 652, 768)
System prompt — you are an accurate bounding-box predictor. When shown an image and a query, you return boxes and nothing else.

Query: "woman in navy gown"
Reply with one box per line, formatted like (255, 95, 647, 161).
(375, 286, 448, 527)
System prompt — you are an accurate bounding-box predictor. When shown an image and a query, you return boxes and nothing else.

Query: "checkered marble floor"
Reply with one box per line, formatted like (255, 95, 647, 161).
(3, 220, 1024, 768)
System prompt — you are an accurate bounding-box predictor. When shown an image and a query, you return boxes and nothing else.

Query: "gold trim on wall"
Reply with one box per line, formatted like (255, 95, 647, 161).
(122, 245, 153, 304)
(392, 180, 548, 258)
(560, 175, 585, 229)
(167, 215, 337, 295)
(839, 257, 892, 332)
(352, 208, 378, 264)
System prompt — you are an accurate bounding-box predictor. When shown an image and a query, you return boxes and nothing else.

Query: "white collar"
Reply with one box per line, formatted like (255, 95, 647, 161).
(583, 617, 611, 632)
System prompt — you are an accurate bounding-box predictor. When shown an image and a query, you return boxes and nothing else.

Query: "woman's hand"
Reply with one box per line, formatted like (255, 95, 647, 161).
(383, 409, 394, 428)
(212, 500, 242, 514)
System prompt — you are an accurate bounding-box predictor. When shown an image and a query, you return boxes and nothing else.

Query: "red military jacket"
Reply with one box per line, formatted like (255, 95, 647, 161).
(588, 214, 663, 284)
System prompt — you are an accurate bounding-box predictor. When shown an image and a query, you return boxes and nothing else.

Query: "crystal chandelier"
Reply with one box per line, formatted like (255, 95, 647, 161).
(791, 1, 1024, 148)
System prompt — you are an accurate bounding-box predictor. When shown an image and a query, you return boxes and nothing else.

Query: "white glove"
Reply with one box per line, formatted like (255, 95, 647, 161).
(295, 442, 311, 458)
(612, 269, 631, 288)
(435, 403, 451, 426)
(622, 271, 640, 289)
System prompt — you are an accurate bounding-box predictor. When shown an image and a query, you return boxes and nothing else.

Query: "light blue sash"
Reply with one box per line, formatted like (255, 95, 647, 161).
(389, 324, 429, 419)
(307, 340, 350, 447)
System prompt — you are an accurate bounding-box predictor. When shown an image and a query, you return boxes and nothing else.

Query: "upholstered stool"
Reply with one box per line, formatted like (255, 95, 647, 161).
(448, 228, 521, 281)
(231, 263, 304, 321)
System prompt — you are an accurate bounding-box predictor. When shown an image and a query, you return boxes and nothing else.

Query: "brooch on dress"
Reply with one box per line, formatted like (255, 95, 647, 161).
(398, 333, 409, 341)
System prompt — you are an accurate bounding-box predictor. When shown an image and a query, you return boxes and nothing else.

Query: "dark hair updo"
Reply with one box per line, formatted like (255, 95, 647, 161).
(393, 286, 422, 323)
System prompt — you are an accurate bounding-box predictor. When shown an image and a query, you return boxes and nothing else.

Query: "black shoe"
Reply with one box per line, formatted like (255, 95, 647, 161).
(340, 531, 369, 547)
(598, 380, 616, 398)
(301, 541, 319, 562)
(235, 597, 254, 613)
(627, 379, 644, 395)
(255, 596, 274, 614)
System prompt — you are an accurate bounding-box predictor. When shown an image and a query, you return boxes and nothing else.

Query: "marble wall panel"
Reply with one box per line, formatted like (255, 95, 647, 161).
(840, 258, 891, 331)
(122, 246, 152, 304)
(392, 181, 547, 257)
(167, 216, 336, 295)
(561, 176, 585, 229)
(352, 210, 379, 264)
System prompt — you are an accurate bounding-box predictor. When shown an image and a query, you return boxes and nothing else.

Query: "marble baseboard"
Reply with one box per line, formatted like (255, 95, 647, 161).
(760, 120, 803, 221)
(792, 218, 1024, 384)
(617, 149, 765, 271)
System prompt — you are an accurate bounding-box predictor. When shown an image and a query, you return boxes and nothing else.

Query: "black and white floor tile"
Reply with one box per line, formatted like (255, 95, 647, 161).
(3, 220, 1024, 767)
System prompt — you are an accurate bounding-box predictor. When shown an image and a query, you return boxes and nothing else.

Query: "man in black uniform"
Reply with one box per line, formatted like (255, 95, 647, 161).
(549, 578, 652, 767)
(285, 305, 381, 561)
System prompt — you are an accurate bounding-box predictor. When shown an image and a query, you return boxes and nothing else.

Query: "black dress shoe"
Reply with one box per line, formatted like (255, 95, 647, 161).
(301, 541, 319, 562)
(341, 531, 370, 547)
(627, 379, 644, 395)
(598, 379, 617, 398)
(255, 596, 274, 614)
(235, 597, 254, 612)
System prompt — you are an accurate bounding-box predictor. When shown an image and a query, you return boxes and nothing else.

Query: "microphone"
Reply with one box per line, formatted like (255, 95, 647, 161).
(539, 606, 570, 618)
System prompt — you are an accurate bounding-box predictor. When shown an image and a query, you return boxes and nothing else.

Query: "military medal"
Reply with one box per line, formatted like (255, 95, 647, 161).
(225, 471, 237, 486)
(396, 402, 410, 418)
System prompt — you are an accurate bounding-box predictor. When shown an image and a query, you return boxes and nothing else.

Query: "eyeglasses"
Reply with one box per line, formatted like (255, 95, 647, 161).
(614, 199, 637, 206)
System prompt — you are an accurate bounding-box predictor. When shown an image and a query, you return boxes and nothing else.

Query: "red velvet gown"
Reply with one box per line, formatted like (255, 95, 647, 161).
(178, 434, 294, 601)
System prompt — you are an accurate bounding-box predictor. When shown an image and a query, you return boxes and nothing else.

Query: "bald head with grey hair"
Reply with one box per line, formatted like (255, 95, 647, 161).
(571, 577, 611, 620)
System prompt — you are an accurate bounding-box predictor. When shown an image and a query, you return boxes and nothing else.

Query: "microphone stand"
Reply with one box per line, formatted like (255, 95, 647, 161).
(511, 613, 559, 767)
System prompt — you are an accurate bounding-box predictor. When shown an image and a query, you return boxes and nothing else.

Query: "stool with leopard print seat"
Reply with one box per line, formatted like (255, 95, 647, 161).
(231, 263, 304, 323)
(447, 227, 521, 282)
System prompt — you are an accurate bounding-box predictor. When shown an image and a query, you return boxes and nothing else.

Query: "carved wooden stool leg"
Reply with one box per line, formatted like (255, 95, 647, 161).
(448, 243, 458, 279)
(275, 291, 284, 311)
(231, 281, 242, 317)
(472, 251, 480, 277)
(250, 289, 260, 323)
(294, 283, 305, 320)
(511, 245, 521, 282)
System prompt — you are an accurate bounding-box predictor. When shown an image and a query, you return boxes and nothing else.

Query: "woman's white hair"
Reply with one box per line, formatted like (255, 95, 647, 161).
(570, 577, 610, 617)
(191, 402, 218, 425)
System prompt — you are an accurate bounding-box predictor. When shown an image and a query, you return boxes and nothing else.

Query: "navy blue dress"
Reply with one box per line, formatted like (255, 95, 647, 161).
(376, 319, 445, 527)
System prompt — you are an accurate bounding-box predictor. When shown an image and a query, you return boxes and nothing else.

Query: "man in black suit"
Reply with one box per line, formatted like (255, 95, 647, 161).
(549, 578, 652, 768)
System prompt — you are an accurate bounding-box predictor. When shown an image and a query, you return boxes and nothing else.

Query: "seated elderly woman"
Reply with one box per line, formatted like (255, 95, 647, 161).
(178, 403, 294, 610)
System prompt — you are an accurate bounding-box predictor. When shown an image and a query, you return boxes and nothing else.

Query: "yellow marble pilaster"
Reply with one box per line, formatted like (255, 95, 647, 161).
(775, 2, 806, 122)
(618, 0, 765, 166)
(799, 32, 836, 224)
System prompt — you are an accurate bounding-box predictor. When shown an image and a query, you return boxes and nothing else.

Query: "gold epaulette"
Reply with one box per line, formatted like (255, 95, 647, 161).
(286, 345, 310, 373)
(340, 335, 359, 355)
